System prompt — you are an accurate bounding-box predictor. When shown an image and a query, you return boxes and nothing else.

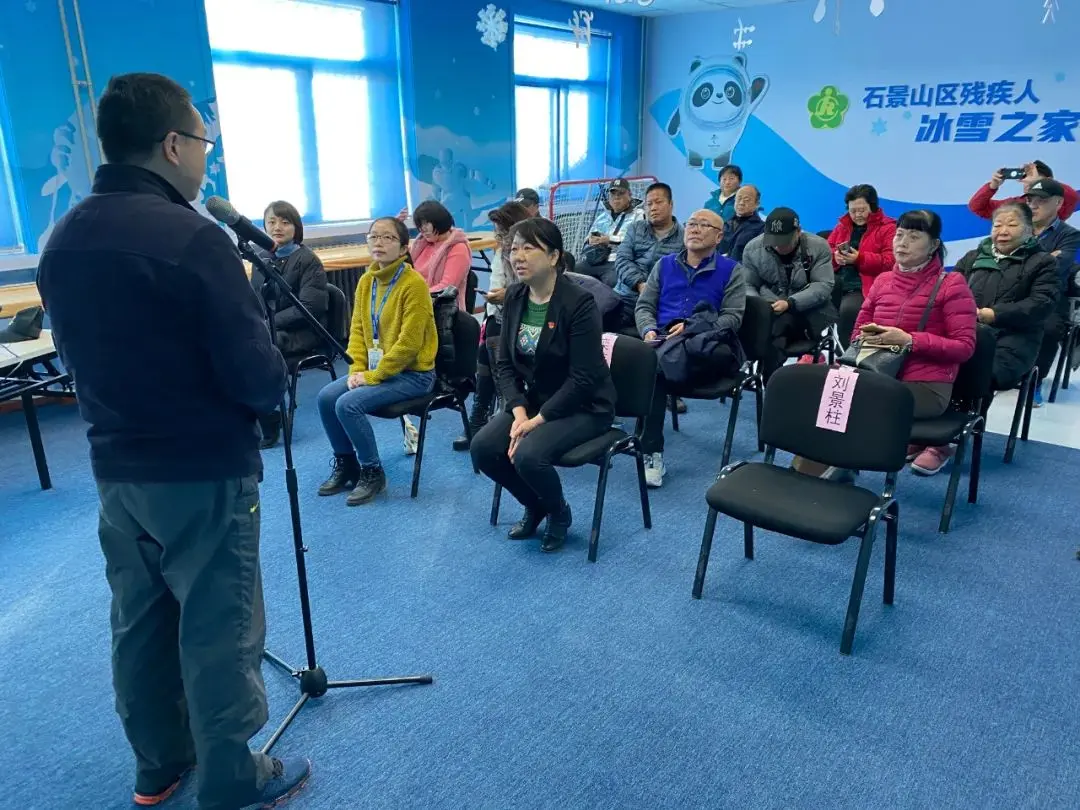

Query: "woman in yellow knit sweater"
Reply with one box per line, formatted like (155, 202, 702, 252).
(316, 217, 438, 505)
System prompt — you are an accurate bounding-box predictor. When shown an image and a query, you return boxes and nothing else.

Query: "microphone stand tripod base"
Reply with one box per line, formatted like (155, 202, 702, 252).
(237, 239, 434, 756)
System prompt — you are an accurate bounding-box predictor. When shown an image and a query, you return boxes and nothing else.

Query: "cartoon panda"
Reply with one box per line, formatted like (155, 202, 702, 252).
(666, 53, 769, 170)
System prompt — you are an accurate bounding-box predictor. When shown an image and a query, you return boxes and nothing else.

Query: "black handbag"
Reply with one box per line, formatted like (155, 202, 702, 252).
(840, 272, 946, 378)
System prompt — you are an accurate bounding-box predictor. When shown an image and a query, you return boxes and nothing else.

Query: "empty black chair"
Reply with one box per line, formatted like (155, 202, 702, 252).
(370, 309, 480, 497)
(1048, 297, 1080, 402)
(692, 364, 915, 655)
(286, 282, 349, 429)
(908, 324, 995, 533)
(667, 295, 772, 467)
(489, 334, 656, 562)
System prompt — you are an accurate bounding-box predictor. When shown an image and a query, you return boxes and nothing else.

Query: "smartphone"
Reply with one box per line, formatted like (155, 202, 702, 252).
(838, 242, 853, 254)
(590, 230, 602, 237)
(476, 289, 489, 297)
(1001, 167, 1025, 180)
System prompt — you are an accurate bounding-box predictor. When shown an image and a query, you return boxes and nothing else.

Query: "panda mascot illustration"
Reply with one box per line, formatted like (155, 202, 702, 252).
(666, 53, 769, 170)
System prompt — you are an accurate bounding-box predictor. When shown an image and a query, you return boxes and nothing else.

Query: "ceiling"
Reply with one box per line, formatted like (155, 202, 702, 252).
(574, 0, 807, 18)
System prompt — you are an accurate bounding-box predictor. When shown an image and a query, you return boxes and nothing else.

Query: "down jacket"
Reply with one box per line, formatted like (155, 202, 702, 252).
(852, 258, 977, 384)
(827, 209, 897, 297)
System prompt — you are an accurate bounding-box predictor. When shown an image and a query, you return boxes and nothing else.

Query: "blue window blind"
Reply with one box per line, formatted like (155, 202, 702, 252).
(513, 20, 610, 190)
(204, 0, 405, 224)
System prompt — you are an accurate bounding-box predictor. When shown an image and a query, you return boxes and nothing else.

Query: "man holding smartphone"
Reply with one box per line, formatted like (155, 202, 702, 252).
(969, 160, 1078, 221)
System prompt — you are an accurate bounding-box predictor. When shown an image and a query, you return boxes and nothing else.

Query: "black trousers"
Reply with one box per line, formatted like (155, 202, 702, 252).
(835, 290, 864, 349)
(763, 305, 837, 381)
(97, 476, 274, 810)
(471, 410, 612, 514)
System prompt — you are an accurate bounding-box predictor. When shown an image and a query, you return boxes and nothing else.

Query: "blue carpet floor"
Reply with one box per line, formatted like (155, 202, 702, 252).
(1, 372, 1078, 809)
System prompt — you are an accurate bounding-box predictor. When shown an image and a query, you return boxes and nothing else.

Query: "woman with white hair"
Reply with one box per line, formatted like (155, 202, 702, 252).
(954, 201, 1059, 392)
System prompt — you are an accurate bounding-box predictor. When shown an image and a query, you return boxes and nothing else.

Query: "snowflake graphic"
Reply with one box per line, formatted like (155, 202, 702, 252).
(25, 0, 37, 11)
(902, 110, 913, 120)
(871, 117, 888, 136)
(1055, 72, 1066, 82)
(477, 4, 508, 51)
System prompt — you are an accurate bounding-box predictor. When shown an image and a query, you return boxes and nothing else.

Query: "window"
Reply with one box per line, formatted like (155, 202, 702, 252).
(204, 0, 403, 224)
(0, 119, 22, 255)
(513, 21, 610, 190)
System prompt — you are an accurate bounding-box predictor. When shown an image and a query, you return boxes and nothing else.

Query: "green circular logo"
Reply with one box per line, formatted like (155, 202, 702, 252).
(808, 86, 850, 130)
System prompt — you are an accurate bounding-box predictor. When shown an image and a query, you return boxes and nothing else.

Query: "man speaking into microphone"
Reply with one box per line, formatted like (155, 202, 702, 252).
(36, 73, 311, 809)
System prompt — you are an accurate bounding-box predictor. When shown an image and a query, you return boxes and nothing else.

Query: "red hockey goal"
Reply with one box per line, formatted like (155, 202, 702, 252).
(546, 176, 658, 255)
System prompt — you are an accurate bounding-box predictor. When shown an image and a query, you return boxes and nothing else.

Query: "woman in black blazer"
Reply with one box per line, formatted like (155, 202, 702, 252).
(471, 218, 616, 553)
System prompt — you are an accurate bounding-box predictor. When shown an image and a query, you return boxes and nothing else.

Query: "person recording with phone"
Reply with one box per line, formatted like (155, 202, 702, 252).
(969, 160, 1078, 221)
(316, 216, 438, 506)
(251, 200, 329, 449)
(36, 73, 310, 809)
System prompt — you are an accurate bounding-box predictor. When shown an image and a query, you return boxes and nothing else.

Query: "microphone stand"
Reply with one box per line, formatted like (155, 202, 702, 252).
(237, 239, 433, 754)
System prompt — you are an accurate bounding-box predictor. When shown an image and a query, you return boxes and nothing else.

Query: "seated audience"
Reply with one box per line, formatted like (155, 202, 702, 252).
(741, 207, 835, 379)
(635, 209, 746, 487)
(514, 188, 542, 218)
(614, 182, 684, 329)
(578, 178, 642, 287)
(454, 201, 531, 451)
(251, 201, 329, 449)
(853, 210, 977, 476)
(718, 184, 765, 263)
(704, 164, 742, 223)
(471, 218, 616, 553)
(955, 202, 1059, 395)
(827, 184, 897, 347)
(410, 200, 472, 311)
(969, 160, 1077, 221)
(1027, 178, 1080, 404)
(316, 217, 437, 506)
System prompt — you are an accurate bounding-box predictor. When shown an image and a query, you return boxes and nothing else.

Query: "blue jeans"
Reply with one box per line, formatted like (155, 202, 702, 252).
(317, 370, 435, 465)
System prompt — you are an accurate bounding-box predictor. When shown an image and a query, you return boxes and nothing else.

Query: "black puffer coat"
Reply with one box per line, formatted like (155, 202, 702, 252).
(250, 244, 329, 356)
(954, 238, 1058, 388)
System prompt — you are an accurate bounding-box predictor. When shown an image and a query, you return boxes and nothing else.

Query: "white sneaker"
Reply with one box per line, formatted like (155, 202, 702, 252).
(644, 452, 665, 488)
(402, 416, 419, 456)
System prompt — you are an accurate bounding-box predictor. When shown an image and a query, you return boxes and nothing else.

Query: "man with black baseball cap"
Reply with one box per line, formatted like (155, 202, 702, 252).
(1026, 177, 1080, 402)
(579, 178, 642, 287)
(514, 187, 541, 218)
(741, 206, 836, 380)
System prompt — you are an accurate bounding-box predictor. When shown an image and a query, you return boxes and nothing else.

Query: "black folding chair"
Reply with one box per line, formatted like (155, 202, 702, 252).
(692, 364, 915, 655)
(489, 334, 656, 562)
(667, 295, 772, 467)
(286, 283, 349, 430)
(1048, 297, 1080, 403)
(370, 309, 480, 497)
(908, 324, 995, 533)
(1001, 363, 1038, 464)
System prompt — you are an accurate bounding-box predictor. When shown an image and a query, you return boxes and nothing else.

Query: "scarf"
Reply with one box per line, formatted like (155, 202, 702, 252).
(410, 227, 470, 288)
(971, 235, 1039, 271)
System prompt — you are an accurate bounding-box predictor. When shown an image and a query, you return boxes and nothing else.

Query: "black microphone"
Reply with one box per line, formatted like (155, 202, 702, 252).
(206, 196, 275, 253)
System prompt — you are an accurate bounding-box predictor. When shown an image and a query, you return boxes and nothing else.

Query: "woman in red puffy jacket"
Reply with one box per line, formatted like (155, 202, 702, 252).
(828, 184, 897, 346)
(852, 209, 977, 476)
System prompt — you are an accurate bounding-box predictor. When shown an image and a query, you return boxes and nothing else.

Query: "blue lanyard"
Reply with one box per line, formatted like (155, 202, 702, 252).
(370, 266, 405, 342)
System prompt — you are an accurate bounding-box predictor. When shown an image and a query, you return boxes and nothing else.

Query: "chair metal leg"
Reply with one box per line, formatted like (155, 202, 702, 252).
(969, 416, 985, 505)
(1021, 368, 1036, 442)
(1063, 328, 1076, 390)
(753, 377, 764, 452)
(720, 387, 743, 468)
(1049, 335, 1068, 402)
(743, 522, 754, 560)
(938, 433, 968, 534)
(691, 508, 719, 599)
(634, 450, 652, 530)
(489, 484, 502, 525)
(840, 521, 878, 655)
(409, 408, 430, 499)
(587, 457, 612, 563)
(670, 395, 680, 432)
(883, 502, 899, 606)
(1004, 376, 1028, 464)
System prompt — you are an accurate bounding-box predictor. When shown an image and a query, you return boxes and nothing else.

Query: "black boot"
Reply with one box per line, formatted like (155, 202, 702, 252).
(259, 412, 281, 450)
(318, 454, 361, 496)
(453, 411, 489, 452)
(453, 378, 494, 451)
(346, 465, 387, 506)
(508, 506, 547, 540)
(541, 501, 572, 553)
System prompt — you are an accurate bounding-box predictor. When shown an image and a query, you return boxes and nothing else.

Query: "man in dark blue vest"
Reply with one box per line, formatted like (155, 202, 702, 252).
(634, 209, 747, 488)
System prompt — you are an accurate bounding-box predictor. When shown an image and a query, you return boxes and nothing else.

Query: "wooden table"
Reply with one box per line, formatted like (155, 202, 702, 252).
(0, 330, 73, 490)
(0, 232, 499, 313)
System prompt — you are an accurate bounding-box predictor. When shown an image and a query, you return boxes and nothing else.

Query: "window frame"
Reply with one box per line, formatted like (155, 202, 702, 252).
(207, 0, 403, 225)
(511, 18, 612, 191)
(0, 73, 26, 256)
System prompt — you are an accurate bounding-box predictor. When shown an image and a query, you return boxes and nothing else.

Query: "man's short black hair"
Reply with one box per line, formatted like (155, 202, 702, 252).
(97, 73, 197, 164)
(1033, 160, 1053, 178)
(844, 183, 880, 212)
(644, 182, 673, 203)
(720, 165, 743, 182)
(412, 200, 455, 234)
